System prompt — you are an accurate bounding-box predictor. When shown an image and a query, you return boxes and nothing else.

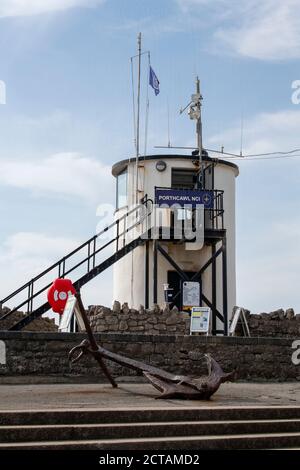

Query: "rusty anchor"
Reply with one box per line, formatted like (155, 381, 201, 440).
(69, 293, 235, 399)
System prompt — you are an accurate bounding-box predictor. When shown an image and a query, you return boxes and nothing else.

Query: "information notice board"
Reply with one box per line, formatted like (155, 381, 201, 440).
(182, 281, 201, 312)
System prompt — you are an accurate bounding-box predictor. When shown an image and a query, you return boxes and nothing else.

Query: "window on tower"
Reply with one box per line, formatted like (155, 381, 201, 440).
(171, 168, 197, 223)
(116, 170, 127, 209)
(171, 168, 197, 189)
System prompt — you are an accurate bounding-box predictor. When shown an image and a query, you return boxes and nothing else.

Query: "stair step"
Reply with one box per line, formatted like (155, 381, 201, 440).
(0, 419, 299, 443)
(1, 432, 300, 450)
(1, 406, 300, 426)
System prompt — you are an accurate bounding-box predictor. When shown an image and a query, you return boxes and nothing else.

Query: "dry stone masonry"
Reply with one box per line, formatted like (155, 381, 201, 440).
(1, 303, 300, 339)
(0, 303, 300, 382)
(235, 308, 300, 338)
(0, 307, 58, 332)
(0, 331, 298, 381)
(88, 302, 191, 335)
(88, 302, 300, 338)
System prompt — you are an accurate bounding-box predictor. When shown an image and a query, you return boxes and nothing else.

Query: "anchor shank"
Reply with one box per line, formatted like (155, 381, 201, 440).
(75, 292, 118, 388)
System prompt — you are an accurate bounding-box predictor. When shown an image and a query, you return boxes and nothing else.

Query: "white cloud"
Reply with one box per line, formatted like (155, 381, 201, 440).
(0, 0, 104, 18)
(207, 109, 300, 155)
(0, 231, 79, 305)
(206, 108, 300, 313)
(216, 0, 300, 60)
(3, 231, 79, 260)
(237, 219, 300, 314)
(0, 109, 128, 166)
(0, 152, 114, 204)
(0, 231, 114, 315)
(0, 109, 117, 316)
(177, 0, 300, 60)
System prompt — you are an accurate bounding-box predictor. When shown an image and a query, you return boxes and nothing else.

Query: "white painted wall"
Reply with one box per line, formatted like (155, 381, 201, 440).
(113, 156, 238, 331)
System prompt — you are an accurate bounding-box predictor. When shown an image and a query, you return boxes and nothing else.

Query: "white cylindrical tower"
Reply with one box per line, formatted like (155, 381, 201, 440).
(112, 153, 239, 334)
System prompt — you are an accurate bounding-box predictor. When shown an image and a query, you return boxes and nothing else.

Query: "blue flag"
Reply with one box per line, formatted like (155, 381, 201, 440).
(149, 66, 160, 95)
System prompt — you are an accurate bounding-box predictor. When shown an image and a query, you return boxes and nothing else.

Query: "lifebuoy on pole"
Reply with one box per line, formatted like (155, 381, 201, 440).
(47, 278, 76, 314)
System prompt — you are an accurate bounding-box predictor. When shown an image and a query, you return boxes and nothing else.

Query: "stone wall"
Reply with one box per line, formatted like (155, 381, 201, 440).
(0, 331, 299, 382)
(1, 303, 299, 339)
(235, 308, 300, 338)
(88, 302, 190, 335)
(0, 307, 58, 332)
(88, 303, 300, 338)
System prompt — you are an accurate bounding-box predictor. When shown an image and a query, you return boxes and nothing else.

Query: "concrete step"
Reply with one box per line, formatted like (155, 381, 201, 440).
(1, 407, 300, 450)
(0, 419, 300, 443)
(1, 406, 300, 426)
(1, 432, 300, 450)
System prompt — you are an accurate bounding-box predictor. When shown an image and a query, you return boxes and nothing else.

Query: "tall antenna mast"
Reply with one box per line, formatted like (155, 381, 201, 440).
(195, 77, 203, 187)
(135, 32, 142, 204)
(167, 99, 171, 147)
(240, 110, 244, 157)
(180, 76, 204, 188)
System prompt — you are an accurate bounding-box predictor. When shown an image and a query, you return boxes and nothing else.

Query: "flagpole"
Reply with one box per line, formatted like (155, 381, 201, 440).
(135, 32, 142, 204)
(143, 51, 150, 157)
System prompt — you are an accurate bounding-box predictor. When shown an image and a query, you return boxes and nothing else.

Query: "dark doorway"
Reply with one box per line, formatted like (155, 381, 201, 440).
(167, 271, 201, 310)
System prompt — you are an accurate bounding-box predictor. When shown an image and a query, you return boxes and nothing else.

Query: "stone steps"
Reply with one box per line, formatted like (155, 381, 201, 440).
(0, 419, 300, 443)
(0, 406, 300, 450)
(1, 433, 300, 450)
(1, 405, 300, 425)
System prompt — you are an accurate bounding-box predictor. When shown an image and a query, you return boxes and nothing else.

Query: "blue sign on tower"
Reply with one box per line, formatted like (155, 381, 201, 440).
(155, 188, 214, 209)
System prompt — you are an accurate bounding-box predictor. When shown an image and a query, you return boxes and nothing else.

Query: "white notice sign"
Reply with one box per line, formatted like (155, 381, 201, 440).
(190, 307, 211, 334)
(59, 295, 86, 332)
(182, 281, 200, 310)
(59, 295, 77, 332)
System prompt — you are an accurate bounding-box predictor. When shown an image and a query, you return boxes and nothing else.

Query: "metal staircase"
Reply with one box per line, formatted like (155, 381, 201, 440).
(0, 200, 152, 331)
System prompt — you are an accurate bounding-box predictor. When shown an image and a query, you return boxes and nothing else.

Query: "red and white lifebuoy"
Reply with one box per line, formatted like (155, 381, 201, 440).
(47, 278, 76, 314)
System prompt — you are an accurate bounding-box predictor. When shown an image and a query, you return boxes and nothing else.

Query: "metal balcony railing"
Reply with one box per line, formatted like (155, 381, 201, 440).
(154, 187, 224, 232)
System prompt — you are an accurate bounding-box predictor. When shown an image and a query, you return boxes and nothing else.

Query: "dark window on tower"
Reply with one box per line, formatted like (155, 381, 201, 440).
(171, 169, 196, 189)
(171, 169, 196, 225)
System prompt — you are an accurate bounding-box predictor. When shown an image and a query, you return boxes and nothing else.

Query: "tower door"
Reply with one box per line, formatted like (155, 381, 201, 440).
(167, 271, 201, 311)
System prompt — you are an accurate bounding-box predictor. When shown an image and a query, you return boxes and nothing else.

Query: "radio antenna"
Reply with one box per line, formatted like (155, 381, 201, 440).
(180, 77, 203, 188)
(167, 99, 171, 147)
(240, 110, 244, 157)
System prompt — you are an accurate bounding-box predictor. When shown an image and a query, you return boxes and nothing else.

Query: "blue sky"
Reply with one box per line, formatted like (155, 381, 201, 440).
(1, 0, 300, 314)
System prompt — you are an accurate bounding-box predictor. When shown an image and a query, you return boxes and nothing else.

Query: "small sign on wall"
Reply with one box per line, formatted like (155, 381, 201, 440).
(155, 188, 214, 209)
(182, 281, 201, 312)
(59, 295, 85, 332)
(190, 307, 211, 335)
(229, 307, 250, 337)
(0, 340, 6, 365)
